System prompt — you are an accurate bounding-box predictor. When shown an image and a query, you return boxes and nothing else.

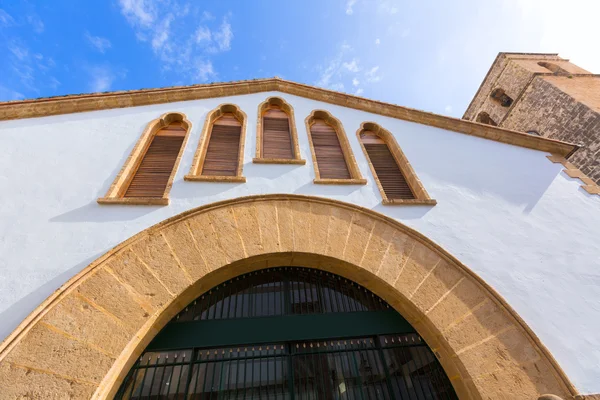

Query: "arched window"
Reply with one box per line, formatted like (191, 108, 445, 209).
(114, 267, 458, 400)
(476, 111, 497, 126)
(538, 61, 570, 76)
(186, 104, 247, 183)
(98, 112, 191, 205)
(254, 97, 305, 164)
(490, 88, 513, 107)
(305, 110, 365, 184)
(357, 122, 435, 205)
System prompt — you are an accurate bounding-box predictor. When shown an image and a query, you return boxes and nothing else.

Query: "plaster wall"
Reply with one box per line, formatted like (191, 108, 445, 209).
(0, 91, 599, 392)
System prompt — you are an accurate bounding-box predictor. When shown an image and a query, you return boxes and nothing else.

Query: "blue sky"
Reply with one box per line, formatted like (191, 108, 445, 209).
(1, 0, 599, 117)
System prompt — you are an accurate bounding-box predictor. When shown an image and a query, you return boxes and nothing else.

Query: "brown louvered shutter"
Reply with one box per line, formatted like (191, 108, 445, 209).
(361, 132, 415, 200)
(310, 119, 351, 179)
(262, 108, 293, 159)
(124, 122, 186, 198)
(202, 113, 242, 176)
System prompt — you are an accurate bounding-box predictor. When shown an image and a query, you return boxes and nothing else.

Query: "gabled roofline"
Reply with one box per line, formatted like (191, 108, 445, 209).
(0, 77, 577, 157)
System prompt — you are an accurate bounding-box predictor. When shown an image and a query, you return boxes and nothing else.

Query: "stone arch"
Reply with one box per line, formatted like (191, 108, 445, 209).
(476, 111, 498, 126)
(0, 195, 575, 399)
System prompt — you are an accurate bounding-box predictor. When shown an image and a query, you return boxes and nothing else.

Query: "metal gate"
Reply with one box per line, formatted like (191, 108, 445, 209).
(116, 267, 458, 399)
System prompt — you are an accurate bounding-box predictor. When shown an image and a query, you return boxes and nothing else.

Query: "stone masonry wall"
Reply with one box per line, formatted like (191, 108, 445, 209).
(463, 53, 563, 120)
(473, 60, 538, 125)
(503, 77, 600, 183)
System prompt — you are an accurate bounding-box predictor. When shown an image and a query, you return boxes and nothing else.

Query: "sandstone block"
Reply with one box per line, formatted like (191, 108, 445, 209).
(5, 324, 114, 384)
(232, 203, 263, 257)
(308, 202, 332, 255)
(378, 232, 416, 286)
(41, 295, 131, 358)
(106, 249, 173, 312)
(459, 327, 540, 377)
(209, 207, 246, 262)
(274, 200, 295, 252)
(410, 260, 464, 313)
(254, 201, 280, 254)
(444, 299, 513, 351)
(290, 200, 312, 253)
(324, 207, 353, 259)
(186, 213, 229, 271)
(360, 221, 395, 274)
(0, 362, 96, 400)
(131, 234, 191, 295)
(426, 277, 487, 331)
(162, 222, 210, 281)
(76, 269, 148, 330)
(343, 212, 375, 267)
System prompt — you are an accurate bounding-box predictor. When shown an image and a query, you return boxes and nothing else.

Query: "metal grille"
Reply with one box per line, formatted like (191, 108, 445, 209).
(116, 334, 456, 399)
(116, 268, 457, 399)
(173, 268, 388, 323)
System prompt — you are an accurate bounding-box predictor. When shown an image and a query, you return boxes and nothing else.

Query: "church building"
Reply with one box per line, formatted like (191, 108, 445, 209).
(0, 61, 599, 399)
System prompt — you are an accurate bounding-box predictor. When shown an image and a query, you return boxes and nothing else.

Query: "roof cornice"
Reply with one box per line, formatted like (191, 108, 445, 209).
(0, 77, 577, 157)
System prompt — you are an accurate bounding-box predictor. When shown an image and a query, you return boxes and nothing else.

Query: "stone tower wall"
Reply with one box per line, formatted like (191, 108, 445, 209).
(465, 53, 600, 184)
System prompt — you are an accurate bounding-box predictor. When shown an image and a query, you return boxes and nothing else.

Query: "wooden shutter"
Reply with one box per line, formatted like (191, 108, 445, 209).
(310, 119, 351, 179)
(262, 108, 293, 159)
(124, 122, 186, 198)
(202, 113, 242, 176)
(361, 132, 415, 200)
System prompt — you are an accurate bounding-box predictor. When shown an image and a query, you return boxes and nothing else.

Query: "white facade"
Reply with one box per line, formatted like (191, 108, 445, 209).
(0, 91, 599, 392)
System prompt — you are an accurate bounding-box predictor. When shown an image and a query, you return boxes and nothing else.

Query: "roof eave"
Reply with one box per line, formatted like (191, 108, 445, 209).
(0, 77, 577, 158)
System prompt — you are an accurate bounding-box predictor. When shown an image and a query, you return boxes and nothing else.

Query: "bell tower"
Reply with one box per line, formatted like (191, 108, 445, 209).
(464, 52, 600, 184)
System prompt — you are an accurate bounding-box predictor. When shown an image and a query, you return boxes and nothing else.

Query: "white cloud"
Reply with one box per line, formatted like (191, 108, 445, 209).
(118, 1, 233, 82)
(375, 38, 380, 46)
(195, 26, 212, 44)
(342, 59, 360, 73)
(355, 88, 364, 96)
(86, 65, 126, 92)
(0, 9, 15, 27)
(202, 11, 215, 21)
(8, 43, 28, 61)
(346, 0, 357, 15)
(48, 77, 61, 90)
(365, 66, 382, 83)
(213, 16, 233, 51)
(0, 85, 24, 101)
(445, 105, 452, 113)
(352, 78, 360, 86)
(378, 1, 399, 15)
(85, 32, 112, 53)
(193, 59, 216, 82)
(151, 14, 173, 52)
(27, 14, 44, 33)
(118, 0, 155, 27)
(329, 83, 344, 91)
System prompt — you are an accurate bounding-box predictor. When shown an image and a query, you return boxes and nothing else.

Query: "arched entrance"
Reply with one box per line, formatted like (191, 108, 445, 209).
(116, 267, 457, 399)
(0, 195, 575, 399)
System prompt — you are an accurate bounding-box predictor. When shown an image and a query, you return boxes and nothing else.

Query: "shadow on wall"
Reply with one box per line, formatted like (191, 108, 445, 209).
(243, 162, 305, 180)
(171, 179, 246, 199)
(0, 252, 104, 342)
(372, 204, 434, 220)
(414, 135, 560, 213)
(49, 201, 162, 223)
(293, 182, 363, 197)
